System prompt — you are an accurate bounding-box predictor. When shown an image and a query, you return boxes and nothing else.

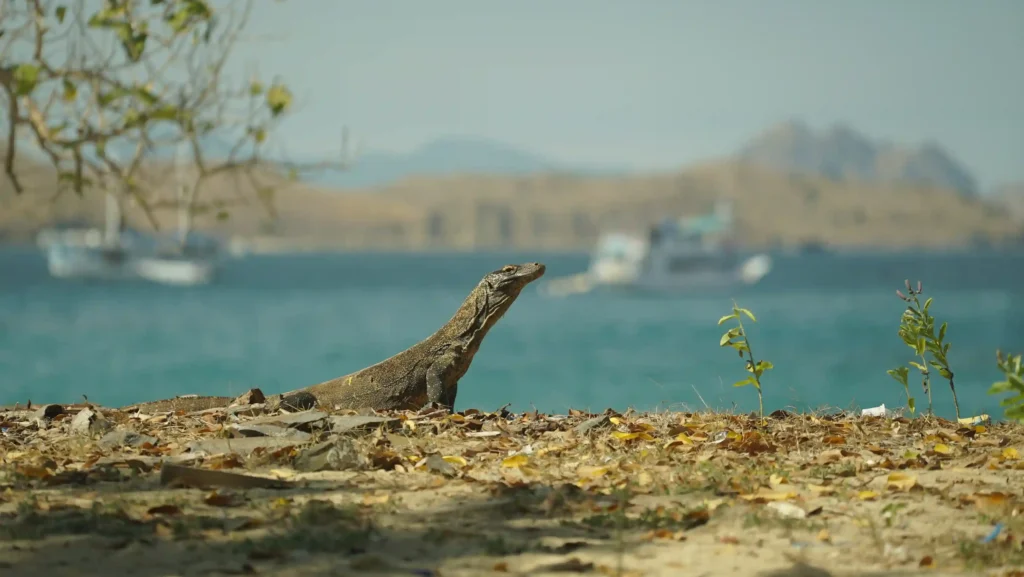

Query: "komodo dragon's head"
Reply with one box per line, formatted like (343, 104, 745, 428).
(456, 262, 545, 341)
(479, 262, 546, 304)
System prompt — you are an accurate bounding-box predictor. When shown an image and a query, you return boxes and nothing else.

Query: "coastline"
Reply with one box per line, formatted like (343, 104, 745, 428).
(1, 400, 1021, 576)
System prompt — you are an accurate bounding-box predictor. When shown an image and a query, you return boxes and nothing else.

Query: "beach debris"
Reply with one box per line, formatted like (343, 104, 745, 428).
(97, 429, 159, 449)
(70, 407, 112, 436)
(32, 404, 65, 421)
(293, 436, 365, 472)
(860, 404, 893, 418)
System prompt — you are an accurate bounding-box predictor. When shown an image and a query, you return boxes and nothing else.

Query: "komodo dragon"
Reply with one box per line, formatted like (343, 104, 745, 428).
(118, 262, 546, 414)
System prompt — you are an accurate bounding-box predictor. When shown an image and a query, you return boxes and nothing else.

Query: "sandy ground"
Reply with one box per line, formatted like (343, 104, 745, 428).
(1, 400, 1022, 577)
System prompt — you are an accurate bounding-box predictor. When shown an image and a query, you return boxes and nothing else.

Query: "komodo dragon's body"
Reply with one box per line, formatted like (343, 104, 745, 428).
(117, 262, 545, 414)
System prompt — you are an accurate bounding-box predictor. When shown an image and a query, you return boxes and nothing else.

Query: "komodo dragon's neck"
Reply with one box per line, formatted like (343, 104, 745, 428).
(417, 273, 520, 367)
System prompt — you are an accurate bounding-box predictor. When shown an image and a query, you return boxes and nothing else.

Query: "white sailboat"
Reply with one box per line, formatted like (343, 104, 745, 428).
(133, 142, 220, 286)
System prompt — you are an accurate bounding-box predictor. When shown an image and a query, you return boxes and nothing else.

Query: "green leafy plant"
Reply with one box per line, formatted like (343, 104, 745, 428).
(989, 351, 1024, 423)
(888, 280, 961, 420)
(718, 302, 773, 422)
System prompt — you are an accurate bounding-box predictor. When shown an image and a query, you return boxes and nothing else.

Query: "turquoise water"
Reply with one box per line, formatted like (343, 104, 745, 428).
(2, 248, 1023, 420)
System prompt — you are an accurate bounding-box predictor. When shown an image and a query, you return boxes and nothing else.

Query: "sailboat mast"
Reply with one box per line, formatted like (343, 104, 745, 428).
(174, 141, 191, 248)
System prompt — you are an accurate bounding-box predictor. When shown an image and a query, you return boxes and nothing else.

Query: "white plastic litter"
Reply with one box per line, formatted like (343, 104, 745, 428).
(861, 404, 890, 417)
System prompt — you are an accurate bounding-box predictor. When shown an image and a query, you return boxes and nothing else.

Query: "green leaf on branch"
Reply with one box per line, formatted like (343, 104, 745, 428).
(735, 308, 756, 322)
(887, 366, 909, 387)
(266, 83, 293, 117)
(13, 64, 41, 96)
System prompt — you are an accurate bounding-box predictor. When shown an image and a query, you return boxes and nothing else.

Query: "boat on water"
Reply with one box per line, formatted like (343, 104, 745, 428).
(37, 192, 148, 281)
(541, 200, 773, 297)
(37, 146, 223, 286)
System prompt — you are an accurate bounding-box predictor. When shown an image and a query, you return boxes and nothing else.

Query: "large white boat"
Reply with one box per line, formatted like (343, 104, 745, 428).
(541, 200, 772, 296)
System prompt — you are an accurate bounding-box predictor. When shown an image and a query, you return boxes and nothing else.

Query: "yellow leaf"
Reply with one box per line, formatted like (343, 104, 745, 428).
(674, 433, 694, 444)
(740, 490, 797, 502)
(611, 431, 654, 442)
(1001, 447, 1020, 461)
(576, 465, 609, 479)
(886, 472, 917, 492)
(519, 466, 541, 477)
(769, 474, 790, 486)
(609, 417, 623, 425)
(702, 498, 727, 512)
(362, 493, 390, 505)
(501, 455, 529, 468)
(857, 490, 879, 501)
(442, 456, 467, 467)
(447, 414, 466, 423)
(932, 444, 951, 455)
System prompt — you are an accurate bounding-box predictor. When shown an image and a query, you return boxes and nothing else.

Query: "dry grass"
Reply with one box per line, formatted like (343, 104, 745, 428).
(2, 401, 1022, 577)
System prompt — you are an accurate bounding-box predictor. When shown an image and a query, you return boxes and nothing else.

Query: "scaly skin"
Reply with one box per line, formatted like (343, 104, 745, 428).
(268, 262, 546, 412)
(110, 262, 546, 414)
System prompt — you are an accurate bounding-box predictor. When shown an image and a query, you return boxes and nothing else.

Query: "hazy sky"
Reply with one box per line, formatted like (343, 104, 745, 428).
(234, 0, 1024, 188)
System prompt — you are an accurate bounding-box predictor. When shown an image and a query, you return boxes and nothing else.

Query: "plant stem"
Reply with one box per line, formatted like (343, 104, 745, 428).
(920, 352, 933, 416)
(736, 315, 764, 423)
(948, 374, 961, 421)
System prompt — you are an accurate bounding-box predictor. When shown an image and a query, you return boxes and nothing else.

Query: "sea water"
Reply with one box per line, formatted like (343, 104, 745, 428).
(2, 248, 1022, 420)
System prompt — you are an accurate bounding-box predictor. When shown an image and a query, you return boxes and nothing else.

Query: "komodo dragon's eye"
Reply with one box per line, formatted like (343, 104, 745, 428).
(501, 265, 518, 273)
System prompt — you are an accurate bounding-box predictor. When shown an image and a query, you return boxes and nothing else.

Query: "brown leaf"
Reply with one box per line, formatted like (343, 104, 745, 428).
(204, 491, 243, 507)
(146, 504, 182, 516)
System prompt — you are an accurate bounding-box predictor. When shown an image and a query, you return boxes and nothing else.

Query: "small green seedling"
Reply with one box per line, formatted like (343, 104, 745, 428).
(888, 279, 961, 420)
(989, 351, 1024, 423)
(718, 302, 773, 422)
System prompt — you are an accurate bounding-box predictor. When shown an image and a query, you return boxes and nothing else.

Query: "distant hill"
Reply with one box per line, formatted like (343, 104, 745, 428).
(737, 120, 979, 196)
(301, 136, 627, 189)
(993, 182, 1024, 223)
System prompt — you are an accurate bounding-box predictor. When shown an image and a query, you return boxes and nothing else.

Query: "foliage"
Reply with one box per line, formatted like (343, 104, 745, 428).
(718, 302, 773, 422)
(887, 280, 961, 420)
(989, 351, 1024, 423)
(0, 0, 349, 237)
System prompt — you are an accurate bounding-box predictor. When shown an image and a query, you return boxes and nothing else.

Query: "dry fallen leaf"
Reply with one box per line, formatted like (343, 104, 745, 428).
(204, 491, 242, 507)
(442, 455, 467, 467)
(932, 443, 951, 455)
(1002, 447, 1020, 461)
(501, 454, 529, 468)
(886, 472, 918, 492)
(740, 489, 798, 502)
(146, 504, 182, 516)
(858, 490, 879, 501)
